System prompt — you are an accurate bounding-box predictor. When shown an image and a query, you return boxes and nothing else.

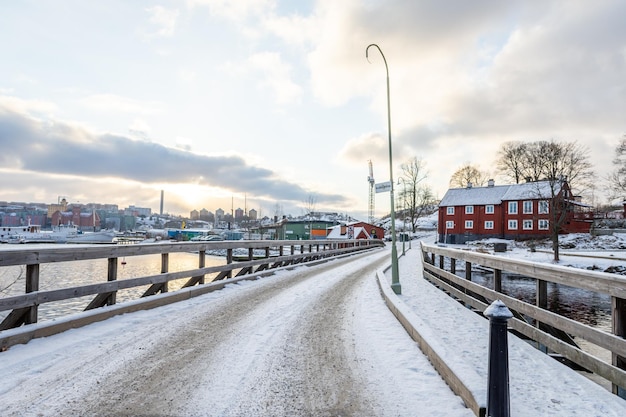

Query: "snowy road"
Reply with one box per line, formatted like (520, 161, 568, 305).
(0, 248, 473, 417)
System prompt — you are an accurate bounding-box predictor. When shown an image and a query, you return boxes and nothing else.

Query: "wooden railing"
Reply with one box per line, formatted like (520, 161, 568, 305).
(0, 239, 383, 348)
(420, 242, 626, 398)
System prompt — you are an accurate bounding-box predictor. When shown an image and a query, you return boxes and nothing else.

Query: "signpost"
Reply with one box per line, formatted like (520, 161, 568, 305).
(375, 181, 391, 193)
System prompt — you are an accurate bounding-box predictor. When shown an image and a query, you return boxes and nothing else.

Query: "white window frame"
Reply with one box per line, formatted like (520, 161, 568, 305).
(465, 205, 474, 214)
(484, 221, 494, 230)
(508, 201, 518, 214)
(485, 205, 494, 214)
(446, 221, 454, 229)
(539, 200, 549, 214)
(523, 219, 533, 230)
(465, 220, 473, 229)
(523, 201, 533, 214)
(508, 219, 518, 230)
(446, 207, 454, 215)
(538, 219, 549, 230)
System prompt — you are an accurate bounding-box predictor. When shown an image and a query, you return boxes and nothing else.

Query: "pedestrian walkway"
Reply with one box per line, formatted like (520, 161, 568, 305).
(383, 245, 626, 417)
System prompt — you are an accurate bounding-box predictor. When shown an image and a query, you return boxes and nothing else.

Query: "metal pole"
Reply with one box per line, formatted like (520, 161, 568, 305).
(484, 300, 513, 417)
(367, 43, 400, 294)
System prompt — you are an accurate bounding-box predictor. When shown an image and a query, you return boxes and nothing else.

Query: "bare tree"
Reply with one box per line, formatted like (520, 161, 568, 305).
(273, 203, 283, 221)
(302, 194, 317, 217)
(449, 164, 489, 188)
(497, 141, 528, 184)
(497, 140, 595, 196)
(609, 135, 626, 198)
(399, 158, 431, 232)
(532, 141, 594, 261)
(302, 194, 317, 240)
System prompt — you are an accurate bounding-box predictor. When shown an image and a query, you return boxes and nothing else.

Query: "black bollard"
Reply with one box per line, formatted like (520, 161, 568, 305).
(484, 300, 513, 417)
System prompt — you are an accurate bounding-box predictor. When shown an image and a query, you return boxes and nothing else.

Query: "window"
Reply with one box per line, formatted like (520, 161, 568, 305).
(508, 201, 518, 214)
(485, 205, 494, 214)
(446, 207, 455, 215)
(523, 201, 533, 214)
(446, 221, 454, 229)
(538, 219, 549, 230)
(508, 220, 518, 230)
(465, 205, 474, 214)
(523, 220, 533, 230)
(484, 221, 494, 230)
(465, 220, 473, 229)
(539, 200, 549, 214)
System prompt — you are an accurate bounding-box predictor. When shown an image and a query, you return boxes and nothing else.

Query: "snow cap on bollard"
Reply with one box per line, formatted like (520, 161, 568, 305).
(484, 300, 513, 320)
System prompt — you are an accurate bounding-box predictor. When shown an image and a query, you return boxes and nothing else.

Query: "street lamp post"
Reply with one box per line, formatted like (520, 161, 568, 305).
(366, 43, 400, 294)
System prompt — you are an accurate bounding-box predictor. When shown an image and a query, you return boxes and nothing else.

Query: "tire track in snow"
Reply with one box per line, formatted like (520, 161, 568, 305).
(56, 249, 390, 416)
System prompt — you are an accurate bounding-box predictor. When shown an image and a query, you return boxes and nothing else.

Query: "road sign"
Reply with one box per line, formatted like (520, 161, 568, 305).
(375, 181, 391, 193)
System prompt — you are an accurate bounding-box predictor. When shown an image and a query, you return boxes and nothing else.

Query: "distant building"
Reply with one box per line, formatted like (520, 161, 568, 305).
(124, 205, 151, 217)
(190, 209, 199, 220)
(437, 179, 593, 244)
(51, 206, 102, 230)
(47, 198, 68, 219)
(326, 221, 384, 240)
(248, 208, 257, 220)
(215, 208, 225, 221)
(274, 219, 340, 240)
(199, 208, 213, 222)
(235, 208, 244, 220)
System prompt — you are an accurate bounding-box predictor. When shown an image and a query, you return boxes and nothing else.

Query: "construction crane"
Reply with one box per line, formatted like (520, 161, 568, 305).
(367, 160, 375, 224)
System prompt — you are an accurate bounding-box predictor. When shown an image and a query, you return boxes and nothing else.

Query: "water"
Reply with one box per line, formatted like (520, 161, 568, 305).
(466, 269, 613, 368)
(469, 271, 612, 331)
(0, 247, 226, 323)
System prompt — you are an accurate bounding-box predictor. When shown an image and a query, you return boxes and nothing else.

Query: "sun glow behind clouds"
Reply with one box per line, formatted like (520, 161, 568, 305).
(1, 1, 625, 218)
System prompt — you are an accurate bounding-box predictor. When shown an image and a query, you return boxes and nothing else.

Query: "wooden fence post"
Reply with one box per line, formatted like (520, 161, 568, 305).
(226, 249, 233, 278)
(494, 269, 502, 293)
(613, 296, 626, 398)
(198, 250, 206, 285)
(25, 264, 39, 324)
(537, 279, 548, 353)
(161, 253, 169, 293)
(106, 258, 118, 305)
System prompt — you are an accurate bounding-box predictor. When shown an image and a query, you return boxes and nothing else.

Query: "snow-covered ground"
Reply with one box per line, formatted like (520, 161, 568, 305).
(0, 247, 473, 417)
(390, 239, 626, 416)
(447, 232, 626, 273)
(0, 234, 625, 416)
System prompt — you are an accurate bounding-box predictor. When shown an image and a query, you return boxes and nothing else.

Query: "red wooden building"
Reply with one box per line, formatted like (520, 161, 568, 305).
(326, 221, 384, 240)
(50, 206, 102, 230)
(437, 180, 593, 244)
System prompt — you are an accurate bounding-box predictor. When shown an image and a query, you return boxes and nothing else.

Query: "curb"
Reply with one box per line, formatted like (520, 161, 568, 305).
(376, 267, 486, 417)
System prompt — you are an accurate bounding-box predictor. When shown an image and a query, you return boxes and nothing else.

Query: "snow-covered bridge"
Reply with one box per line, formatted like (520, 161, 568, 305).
(1, 240, 625, 416)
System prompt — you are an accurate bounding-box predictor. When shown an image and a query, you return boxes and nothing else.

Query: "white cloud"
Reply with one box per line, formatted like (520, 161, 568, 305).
(187, 0, 275, 23)
(178, 68, 197, 83)
(0, 95, 58, 116)
(145, 6, 180, 37)
(248, 52, 302, 105)
(80, 94, 165, 116)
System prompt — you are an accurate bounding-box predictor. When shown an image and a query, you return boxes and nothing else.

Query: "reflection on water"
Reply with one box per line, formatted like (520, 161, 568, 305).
(0, 251, 225, 323)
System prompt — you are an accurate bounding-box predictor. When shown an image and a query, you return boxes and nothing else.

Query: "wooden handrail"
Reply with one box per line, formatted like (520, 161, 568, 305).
(420, 241, 626, 397)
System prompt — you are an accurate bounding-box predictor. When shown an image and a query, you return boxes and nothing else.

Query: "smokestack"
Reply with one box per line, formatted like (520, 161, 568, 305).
(160, 190, 164, 215)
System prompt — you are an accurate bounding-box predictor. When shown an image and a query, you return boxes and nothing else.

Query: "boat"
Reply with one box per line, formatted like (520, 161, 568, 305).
(66, 229, 117, 244)
(1, 224, 69, 243)
(1, 223, 115, 244)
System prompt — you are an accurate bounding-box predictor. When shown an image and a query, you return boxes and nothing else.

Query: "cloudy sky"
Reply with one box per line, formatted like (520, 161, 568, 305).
(1, 0, 624, 219)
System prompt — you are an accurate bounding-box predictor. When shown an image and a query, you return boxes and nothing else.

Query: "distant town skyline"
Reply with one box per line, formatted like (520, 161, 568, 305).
(1, 1, 625, 219)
